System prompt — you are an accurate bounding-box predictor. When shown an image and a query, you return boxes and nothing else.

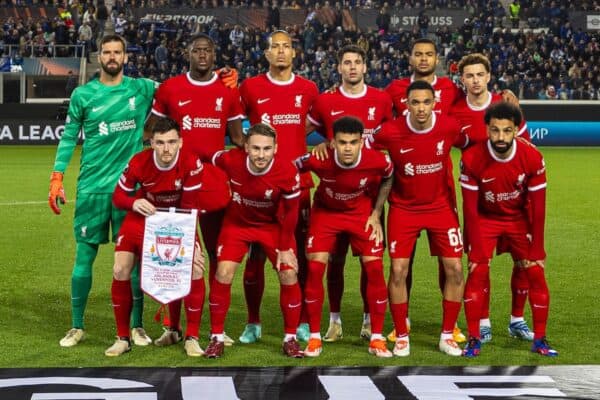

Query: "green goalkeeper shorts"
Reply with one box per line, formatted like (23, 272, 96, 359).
(73, 193, 127, 244)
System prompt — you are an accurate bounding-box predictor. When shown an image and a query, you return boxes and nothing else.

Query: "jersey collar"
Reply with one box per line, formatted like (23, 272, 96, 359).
(411, 74, 438, 86)
(185, 71, 218, 86)
(153, 149, 180, 171)
(339, 84, 367, 99)
(266, 72, 295, 86)
(466, 91, 492, 111)
(333, 148, 362, 169)
(246, 155, 275, 176)
(406, 111, 437, 135)
(487, 138, 517, 163)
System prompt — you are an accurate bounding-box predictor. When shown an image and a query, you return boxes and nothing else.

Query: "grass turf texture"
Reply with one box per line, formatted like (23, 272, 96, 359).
(0, 146, 598, 367)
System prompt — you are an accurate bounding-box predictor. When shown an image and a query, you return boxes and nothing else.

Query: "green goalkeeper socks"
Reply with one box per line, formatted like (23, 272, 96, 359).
(71, 242, 98, 329)
(130, 264, 144, 328)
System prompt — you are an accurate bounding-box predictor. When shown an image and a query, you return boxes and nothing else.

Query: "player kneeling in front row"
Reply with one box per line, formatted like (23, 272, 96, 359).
(205, 123, 304, 359)
(298, 116, 394, 358)
(106, 117, 229, 357)
(460, 102, 557, 357)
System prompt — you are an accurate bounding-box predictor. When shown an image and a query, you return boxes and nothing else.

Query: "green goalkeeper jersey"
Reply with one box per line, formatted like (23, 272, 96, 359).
(53, 76, 157, 194)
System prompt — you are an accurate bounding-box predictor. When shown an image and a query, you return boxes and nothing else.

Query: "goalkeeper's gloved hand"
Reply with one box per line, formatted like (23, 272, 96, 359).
(49, 171, 66, 215)
(217, 67, 239, 89)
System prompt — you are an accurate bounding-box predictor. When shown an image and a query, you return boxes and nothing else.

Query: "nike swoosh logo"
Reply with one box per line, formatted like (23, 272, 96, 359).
(454, 246, 463, 252)
(532, 304, 548, 308)
(230, 179, 242, 186)
(464, 298, 473, 303)
(288, 303, 301, 308)
(371, 248, 383, 253)
(187, 307, 202, 312)
(178, 100, 192, 106)
(305, 299, 318, 304)
(208, 302, 219, 306)
(376, 299, 387, 304)
(257, 98, 270, 104)
(400, 148, 413, 154)
(142, 182, 156, 187)
(400, 98, 407, 103)
(321, 178, 336, 183)
(482, 177, 496, 183)
(330, 110, 344, 116)
(92, 106, 104, 112)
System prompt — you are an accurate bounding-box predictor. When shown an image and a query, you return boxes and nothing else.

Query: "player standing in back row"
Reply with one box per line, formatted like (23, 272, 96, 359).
(49, 34, 156, 348)
(144, 33, 245, 348)
(306, 44, 393, 342)
(237, 30, 319, 344)
(450, 53, 533, 344)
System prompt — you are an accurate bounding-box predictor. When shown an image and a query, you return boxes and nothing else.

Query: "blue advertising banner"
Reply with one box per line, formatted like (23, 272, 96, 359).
(528, 122, 600, 146)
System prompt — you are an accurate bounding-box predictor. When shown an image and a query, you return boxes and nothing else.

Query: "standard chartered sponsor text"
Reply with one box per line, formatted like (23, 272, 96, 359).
(416, 162, 443, 174)
(110, 119, 137, 132)
(272, 114, 301, 125)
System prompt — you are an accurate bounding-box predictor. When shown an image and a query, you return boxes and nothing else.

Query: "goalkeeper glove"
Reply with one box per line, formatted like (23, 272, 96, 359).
(217, 67, 239, 89)
(49, 171, 66, 215)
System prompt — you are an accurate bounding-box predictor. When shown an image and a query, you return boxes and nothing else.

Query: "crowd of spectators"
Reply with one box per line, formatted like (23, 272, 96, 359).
(1, 0, 600, 99)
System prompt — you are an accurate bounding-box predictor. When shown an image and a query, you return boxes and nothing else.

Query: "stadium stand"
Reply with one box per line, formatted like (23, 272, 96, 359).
(1, 0, 599, 99)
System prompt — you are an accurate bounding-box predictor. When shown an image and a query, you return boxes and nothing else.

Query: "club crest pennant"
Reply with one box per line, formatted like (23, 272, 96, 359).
(141, 209, 197, 304)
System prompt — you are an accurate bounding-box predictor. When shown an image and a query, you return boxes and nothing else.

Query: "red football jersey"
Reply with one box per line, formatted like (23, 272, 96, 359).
(450, 92, 530, 144)
(385, 75, 462, 116)
(307, 85, 393, 140)
(239, 73, 319, 163)
(373, 113, 467, 212)
(151, 72, 245, 162)
(295, 147, 393, 216)
(213, 148, 301, 227)
(114, 148, 205, 209)
(459, 138, 546, 219)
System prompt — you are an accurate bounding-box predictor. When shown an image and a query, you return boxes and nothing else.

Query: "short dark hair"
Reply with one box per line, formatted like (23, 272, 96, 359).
(406, 80, 435, 97)
(411, 38, 437, 54)
(100, 34, 126, 52)
(247, 123, 277, 140)
(333, 116, 364, 137)
(337, 44, 367, 64)
(189, 33, 215, 48)
(151, 117, 180, 137)
(484, 102, 523, 127)
(267, 29, 292, 47)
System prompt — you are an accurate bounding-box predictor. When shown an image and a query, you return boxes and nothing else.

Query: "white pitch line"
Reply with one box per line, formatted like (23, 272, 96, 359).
(0, 201, 48, 206)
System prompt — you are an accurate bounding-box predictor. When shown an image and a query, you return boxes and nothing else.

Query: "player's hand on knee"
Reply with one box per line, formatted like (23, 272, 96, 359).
(193, 241, 206, 277)
(365, 214, 383, 246)
(132, 199, 156, 216)
(276, 249, 298, 272)
(48, 171, 66, 215)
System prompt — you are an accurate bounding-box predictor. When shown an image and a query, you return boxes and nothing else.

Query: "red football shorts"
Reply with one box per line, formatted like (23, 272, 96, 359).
(387, 205, 463, 258)
(200, 209, 225, 257)
(477, 215, 530, 261)
(217, 222, 296, 267)
(115, 212, 145, 254)
(306, 208, 384, 257)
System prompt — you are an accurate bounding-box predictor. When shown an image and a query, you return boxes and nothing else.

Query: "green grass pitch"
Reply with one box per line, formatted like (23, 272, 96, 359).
(0, 145, 598, 367)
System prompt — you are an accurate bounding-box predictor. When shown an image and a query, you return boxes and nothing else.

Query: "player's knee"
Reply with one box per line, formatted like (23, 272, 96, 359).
(113, 262, 133, 280)
(215, 267, 234, 284)
(278, 268, 297, 285)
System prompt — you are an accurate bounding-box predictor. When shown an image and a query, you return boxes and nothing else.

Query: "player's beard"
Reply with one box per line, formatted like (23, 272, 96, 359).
(414, 65, 436, 78)
(491, 139, 513, 154)
(101, 60, 123, 77)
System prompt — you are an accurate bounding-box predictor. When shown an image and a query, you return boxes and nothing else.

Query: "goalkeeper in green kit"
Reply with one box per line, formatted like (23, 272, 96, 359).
(49, 35, 158, 348)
